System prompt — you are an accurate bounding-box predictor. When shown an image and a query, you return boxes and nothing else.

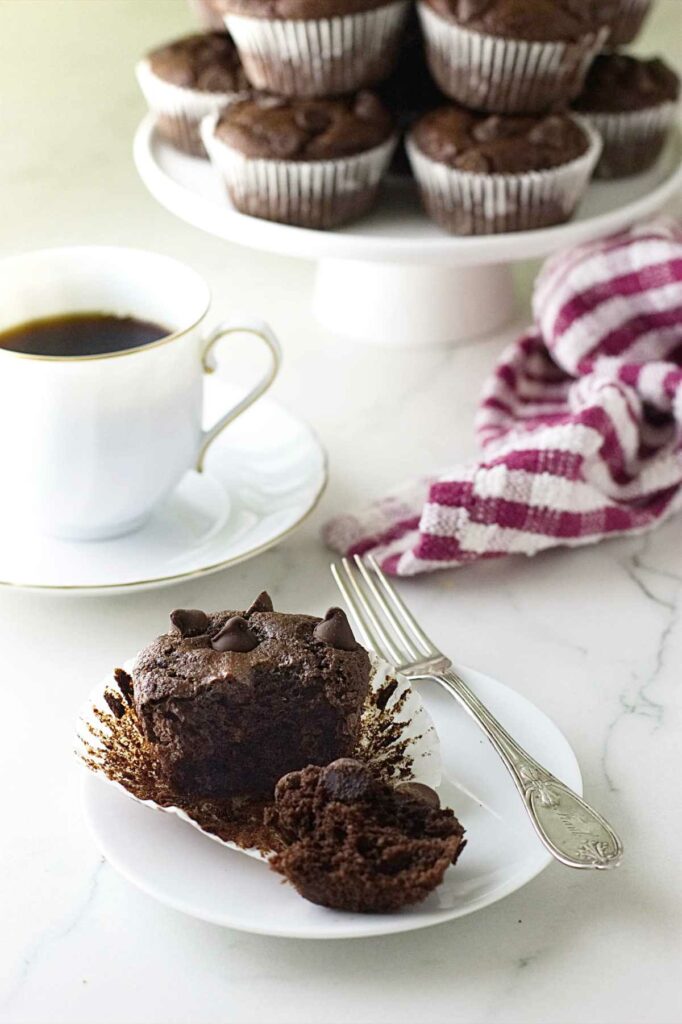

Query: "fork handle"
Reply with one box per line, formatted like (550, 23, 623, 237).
(429, 670, 623, 870)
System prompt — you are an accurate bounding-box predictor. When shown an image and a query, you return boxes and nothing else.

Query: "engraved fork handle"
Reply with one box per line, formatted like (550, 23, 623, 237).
(426, 669, 623, 869)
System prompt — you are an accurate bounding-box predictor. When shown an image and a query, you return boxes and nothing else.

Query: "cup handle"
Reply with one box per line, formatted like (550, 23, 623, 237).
(196, 315, 282, 472)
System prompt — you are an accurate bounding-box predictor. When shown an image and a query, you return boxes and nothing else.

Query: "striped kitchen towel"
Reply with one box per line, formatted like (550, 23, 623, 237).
(324, 221, 682, 575)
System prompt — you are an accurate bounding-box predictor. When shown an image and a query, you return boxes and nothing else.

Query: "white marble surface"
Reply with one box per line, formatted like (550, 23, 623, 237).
(1, 3, 682, 1022)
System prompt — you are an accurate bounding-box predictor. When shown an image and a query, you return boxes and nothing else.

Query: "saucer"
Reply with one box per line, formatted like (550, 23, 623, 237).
(0, 380, 326, 592)
(82, 663, 582, 939)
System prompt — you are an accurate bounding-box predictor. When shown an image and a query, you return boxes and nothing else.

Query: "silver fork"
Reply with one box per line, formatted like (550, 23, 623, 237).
(332, 554, 623, 870)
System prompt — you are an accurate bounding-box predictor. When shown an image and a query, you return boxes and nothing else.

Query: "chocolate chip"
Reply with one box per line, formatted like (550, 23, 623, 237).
(313, 608, 358, 651)
(294, 104, 331, 134)
(246, 591, 274, 615)
(114, 668, 134, 706)
(354, 90, 384, 123)
(212, 616, 259, 653)
(455, 151, 491, 173)
(395, 782, 441, 809)
(472, 115, 518, 143)
(104, 690, 126, 719)
(170, 608, 209, 637)
(321, 759, 376, 803)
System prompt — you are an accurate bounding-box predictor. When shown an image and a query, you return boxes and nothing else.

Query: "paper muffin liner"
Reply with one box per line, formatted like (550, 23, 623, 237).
(224, 1, 410, 97)
(406, 114, 602, 235)
(202, 112, 397, 228)
(135, 59, 248, 158)
(417, 2, 608, 114)
(579, 102, 678, 179)
(77, 653, 442, 862)
(605, 0, 652, 47)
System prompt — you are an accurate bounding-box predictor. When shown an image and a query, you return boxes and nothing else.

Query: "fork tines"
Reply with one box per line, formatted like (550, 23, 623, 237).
(331, 555, 440, 670)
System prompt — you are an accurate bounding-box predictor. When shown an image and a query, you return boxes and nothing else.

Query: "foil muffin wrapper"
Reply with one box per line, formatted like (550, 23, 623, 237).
(201, 112, 397, 228)
(224, 1, 410, 97)
(406, 114, 602, 236)
(77, 653, 442, 863)
(579, 102, 678, 180)
(417, 3, 608, 115)
(136, 58, 247, 158)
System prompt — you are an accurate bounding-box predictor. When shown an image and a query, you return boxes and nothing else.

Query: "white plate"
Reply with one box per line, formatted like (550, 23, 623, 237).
(83, 663, 582, 939)
(134, 116, 682, 268)
(0, 380, 326, 592)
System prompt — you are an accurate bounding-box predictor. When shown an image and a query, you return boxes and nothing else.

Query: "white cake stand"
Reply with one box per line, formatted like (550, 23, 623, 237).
(134, 116, 682, 347)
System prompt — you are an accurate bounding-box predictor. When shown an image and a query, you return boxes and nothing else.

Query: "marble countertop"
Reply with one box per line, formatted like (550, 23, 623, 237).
(1, 2, 681, 1022)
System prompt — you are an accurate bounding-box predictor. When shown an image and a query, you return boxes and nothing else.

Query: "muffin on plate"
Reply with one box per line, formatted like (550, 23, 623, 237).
(407, 104, 601, 234)
(268, 759, 466, 912)
(573, 54, 679, 179)
(201, 91, 397, 228)
(129, 595, 371, 798)
(417, 0, 608, 114)
(222, 0, 410, 97)
(136, 32, 250, 157)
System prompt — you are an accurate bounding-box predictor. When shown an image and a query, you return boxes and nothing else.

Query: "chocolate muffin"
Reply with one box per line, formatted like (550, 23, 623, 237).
(268, 760, 466, 912)
(417, 0, 608, 114)
(136, 32, 250, 157)
(573, 54, 679, 178)
(201, 92, 396, 228)
(131, 595, 371, 798)
(407, 105, 601, 234)
(223, 0, 410, 98)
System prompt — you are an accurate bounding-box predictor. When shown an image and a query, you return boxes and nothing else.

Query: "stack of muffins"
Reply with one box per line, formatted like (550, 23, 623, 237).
(137, 0, 679, 235)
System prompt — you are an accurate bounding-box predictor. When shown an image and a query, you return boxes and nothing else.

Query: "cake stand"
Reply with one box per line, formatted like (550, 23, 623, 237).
(134, 116, 682, 347)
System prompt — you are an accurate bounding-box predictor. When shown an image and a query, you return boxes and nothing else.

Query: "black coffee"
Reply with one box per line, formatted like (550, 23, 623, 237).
(0, 312, 169, 357)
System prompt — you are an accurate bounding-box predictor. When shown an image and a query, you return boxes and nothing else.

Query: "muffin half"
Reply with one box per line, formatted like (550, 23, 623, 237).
(407, 104, 601, 234)
(223, 0, 410, 97)
(573, 54, 679, 179)
(202, 91, 397, 228)
(137, 32, 249, 157)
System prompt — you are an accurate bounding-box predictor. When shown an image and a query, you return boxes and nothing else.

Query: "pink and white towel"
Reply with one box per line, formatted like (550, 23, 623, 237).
(324, 221, 682, 575)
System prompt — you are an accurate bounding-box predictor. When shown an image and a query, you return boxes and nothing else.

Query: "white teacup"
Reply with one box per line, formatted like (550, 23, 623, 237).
(0, 246, 282, 540)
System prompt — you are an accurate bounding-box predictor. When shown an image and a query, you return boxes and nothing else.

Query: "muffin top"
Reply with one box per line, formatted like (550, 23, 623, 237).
(214, 92, 393, 160)
(132, 594, 370, 714)
(574, 54, 680, 113)
(223, 0, 391, 18)
(147, 32, 249, 92)
(424, 0, 600, 42)
(411, 105, 590, 173)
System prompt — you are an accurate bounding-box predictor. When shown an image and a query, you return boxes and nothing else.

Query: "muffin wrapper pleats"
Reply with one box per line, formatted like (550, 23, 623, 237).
(417, 3, 608, 115)
(579, 103, 678, 180)
(202, 113, 397, 228)
(77, 654, 442, 861)
(605, 0, 652, 48)
(224, 1, 410, 97)
(136, 59, 248, 158)
(406, 115, 602, 236)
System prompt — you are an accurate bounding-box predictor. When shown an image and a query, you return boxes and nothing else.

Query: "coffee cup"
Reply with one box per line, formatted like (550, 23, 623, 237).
(0, 246, 281, 540)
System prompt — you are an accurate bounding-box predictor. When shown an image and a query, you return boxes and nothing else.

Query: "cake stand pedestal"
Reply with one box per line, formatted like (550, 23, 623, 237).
(134, 117, 682, 349)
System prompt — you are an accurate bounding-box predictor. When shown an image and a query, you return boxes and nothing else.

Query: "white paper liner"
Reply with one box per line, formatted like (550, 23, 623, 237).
(579, 102, 678, 180)
(77, 653, 442, 863)
(202, 112, 397, 228)
(606, 0, 652, 47)
(406, 114, 602, 236)
(417, 3, 608, 114)
(225, 1, 409, 97)
(135, 59, 248, 157)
